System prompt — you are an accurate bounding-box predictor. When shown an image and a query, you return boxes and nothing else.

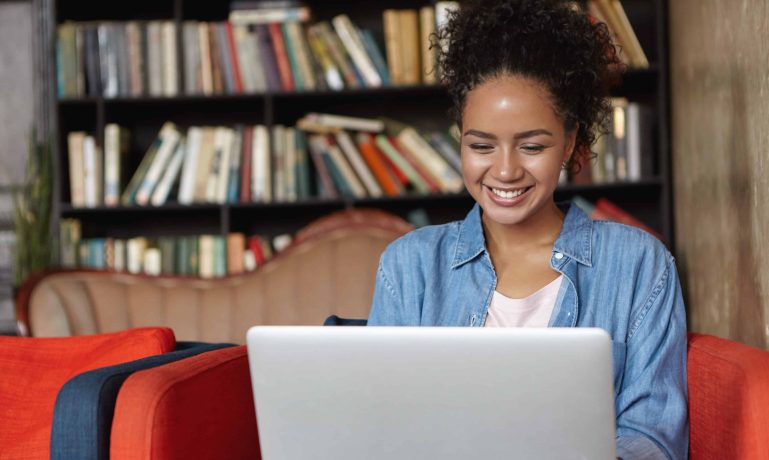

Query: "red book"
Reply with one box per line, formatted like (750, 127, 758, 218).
(388, 136, 441, 193)
(356, 133, 402, 196)
(240, 126, 253, 202)
(268, 23, 295, 91)
(594, 198, 663, 241)
(247, 235, 266, 266)
(224, 22, 244, 93)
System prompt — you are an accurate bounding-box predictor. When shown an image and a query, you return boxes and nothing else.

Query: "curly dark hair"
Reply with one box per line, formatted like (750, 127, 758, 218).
(434, 0, 622, 173)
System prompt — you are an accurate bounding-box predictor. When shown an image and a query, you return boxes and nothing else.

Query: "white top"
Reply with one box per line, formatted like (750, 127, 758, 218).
(484, 275, 563, 328)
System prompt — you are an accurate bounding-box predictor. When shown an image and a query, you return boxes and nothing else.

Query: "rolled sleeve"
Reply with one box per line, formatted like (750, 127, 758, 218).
(615, 255, 689, 460)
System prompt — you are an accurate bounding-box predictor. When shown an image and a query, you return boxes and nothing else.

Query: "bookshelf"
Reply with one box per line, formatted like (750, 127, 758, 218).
(48, 0, 674, 266)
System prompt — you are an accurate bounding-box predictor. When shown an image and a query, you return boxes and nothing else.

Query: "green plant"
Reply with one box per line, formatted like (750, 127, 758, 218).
(13, 129, 55, 286)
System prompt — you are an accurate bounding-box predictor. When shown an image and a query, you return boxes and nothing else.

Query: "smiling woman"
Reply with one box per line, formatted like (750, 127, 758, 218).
(368, 1, 689, 459)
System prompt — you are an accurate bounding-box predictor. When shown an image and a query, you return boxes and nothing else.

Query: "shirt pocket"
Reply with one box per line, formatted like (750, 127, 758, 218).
(611, 340, 627, 392)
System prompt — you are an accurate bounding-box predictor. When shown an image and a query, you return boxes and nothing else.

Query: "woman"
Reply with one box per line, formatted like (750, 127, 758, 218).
(368, 1, 688, 459)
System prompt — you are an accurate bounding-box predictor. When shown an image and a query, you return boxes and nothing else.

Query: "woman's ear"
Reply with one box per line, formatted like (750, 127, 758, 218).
(563, 125, 578, 163)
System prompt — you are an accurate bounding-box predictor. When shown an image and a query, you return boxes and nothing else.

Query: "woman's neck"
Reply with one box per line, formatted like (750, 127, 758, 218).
(482, 201, 565, 255)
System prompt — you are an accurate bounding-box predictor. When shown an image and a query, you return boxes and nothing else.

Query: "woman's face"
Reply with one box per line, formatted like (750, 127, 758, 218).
(460, 75, 576, 228)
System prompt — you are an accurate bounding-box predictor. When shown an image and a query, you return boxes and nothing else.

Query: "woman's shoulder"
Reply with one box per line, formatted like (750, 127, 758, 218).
(591, 219, 674, 267)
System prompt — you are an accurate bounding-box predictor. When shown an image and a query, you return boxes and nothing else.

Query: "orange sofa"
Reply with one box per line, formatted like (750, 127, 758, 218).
(688, 333, 769, 460)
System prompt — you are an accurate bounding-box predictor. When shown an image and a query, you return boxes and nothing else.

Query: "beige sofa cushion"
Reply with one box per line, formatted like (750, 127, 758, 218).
(17, 209, 412, 344)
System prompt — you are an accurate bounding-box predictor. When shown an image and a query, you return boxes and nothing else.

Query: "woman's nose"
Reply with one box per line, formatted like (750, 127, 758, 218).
(492, 150, 523, 181)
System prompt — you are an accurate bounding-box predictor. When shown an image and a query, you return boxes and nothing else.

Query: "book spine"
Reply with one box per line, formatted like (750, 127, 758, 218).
(227, 127, 243, 203)
(306, 134, 339, 198)
(335, 131, 382, 197)
(331, 15, 382, 87)
(255, 24, 283, 92)
(178, 127, 203, 204)
(375, 134, 429, 194)
(268, 23, 295, 91)
(135, 123, 181, 205)
(151, 140, 186, 206)
(67, 132, 86, 207)
(224, 22, 244, 93)
(356, 132, 403, 196)
(229, 7, 311, 24)
(419, 6, 437, 84)
(240, 126, 253, 202)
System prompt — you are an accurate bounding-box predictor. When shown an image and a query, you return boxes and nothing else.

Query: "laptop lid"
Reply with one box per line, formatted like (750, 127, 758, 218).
(246, 326, 616, 460)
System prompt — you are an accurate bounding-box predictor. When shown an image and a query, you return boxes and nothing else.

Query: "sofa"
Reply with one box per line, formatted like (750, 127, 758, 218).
(15, 208, 413, 343)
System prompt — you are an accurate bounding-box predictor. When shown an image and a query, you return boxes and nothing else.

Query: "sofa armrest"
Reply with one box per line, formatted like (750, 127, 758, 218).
(688, 333, 769, 459)
(110, 345, 260, 460)
(50, 342, 233, 460)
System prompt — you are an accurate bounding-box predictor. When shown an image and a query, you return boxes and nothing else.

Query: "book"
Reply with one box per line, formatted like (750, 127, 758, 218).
(227, 233, 246, 274)
(240, 125, 254, 202)
(198, 22, 214, 95)
(398, 10, 420, 85)
(252, 125, 272, 201)
(193, 127, 217, 202)
(305, 25, 344, 91)
(67, 131, 86, 207)
(225, 127, 243, 203)
(301, 113, 384, 132)
(356, 132, 403, 196)
(255, 24, 283, 92)
(375, 134, 430, 194)
(135, 122, 181, 205)
(104, 124, 129, 207)
(382, 10, 403, 85)
(82, 135, 102, 208)
(419, 6, 437, 84)
(224, 22, 245, 93)
(331, 15, 382, 87)
(151, 140, 186, 206)
(178, 127, 203, 204)
(268, 22, 295, 91)
(229, 6, 311, 24)
(358, 29, 390, 85)
(314, 22, 361, 88)
(306, 134, 339, 198)
(335, 131, 382, 197)
(385, 118, 464, 192)
(324, 135, 367, 198)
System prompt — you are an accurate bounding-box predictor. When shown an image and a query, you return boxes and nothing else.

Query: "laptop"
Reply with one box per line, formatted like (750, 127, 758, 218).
(246, 326, 616, 460)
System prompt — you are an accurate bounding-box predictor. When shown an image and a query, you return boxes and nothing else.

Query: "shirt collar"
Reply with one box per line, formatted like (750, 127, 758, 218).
(451, 202, 593, 269)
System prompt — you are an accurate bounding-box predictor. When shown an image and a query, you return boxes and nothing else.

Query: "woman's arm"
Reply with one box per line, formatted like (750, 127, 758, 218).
(615, 255, 689, 460)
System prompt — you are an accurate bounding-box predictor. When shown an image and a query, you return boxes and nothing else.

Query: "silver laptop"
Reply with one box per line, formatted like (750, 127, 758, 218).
(246, 326, 616, 460)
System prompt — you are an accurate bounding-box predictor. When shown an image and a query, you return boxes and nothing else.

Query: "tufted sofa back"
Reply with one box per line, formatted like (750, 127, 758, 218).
(16, 209, 413, 343)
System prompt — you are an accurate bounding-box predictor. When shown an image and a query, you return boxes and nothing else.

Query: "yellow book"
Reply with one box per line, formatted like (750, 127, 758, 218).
(419, 6, 437, 84)
(383, 9, 403, 85)
(399, 10, 420, 85)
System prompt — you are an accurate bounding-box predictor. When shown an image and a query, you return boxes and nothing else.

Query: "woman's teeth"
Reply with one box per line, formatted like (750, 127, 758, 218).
(491, 187, 527, 199)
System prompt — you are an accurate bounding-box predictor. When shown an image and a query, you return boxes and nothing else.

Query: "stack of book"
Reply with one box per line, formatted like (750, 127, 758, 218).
(60, 219, 292, 278)
(587, 0, 649, 69)
(66, 114, 463, 208)
(569, 98, 654, 185)
(55, 2, 462, 98)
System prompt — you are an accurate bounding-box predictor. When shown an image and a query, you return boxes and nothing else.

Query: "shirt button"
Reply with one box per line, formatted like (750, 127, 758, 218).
(554, 252, 564, 260)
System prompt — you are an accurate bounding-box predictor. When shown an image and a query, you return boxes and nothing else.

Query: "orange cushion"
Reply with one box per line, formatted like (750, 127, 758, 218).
(688, 333, 769, 460)
(0, 327, 176, 460)
(110, 346, 260, 460)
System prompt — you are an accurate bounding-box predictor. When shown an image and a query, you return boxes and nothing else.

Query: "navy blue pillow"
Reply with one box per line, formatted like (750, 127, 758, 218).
(323, 315, 368, 326)
(50, 341, 232, 460)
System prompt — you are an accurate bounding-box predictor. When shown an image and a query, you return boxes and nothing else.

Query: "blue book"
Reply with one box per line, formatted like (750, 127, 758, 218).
(359, 29, 390, 85)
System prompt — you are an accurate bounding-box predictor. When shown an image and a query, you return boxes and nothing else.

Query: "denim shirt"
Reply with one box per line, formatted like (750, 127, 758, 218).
(369, 203, 688, 460)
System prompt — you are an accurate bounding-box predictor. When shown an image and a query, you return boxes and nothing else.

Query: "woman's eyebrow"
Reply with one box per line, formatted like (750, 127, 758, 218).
(463, 129, 554, 140)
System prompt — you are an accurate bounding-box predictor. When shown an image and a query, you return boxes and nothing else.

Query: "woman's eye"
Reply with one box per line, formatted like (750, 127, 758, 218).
(469, 143, 493, 152)
(521, 144, 545, 154)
